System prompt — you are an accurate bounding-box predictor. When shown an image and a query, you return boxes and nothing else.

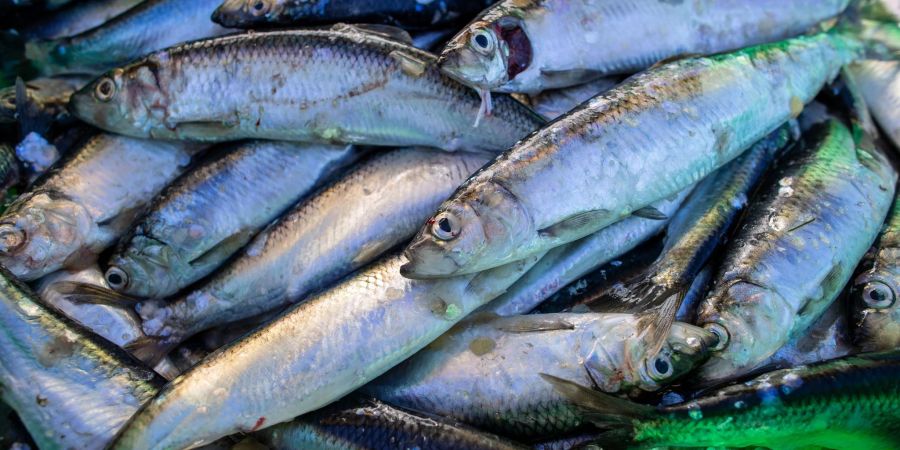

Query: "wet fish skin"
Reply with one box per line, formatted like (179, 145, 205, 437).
(109, 252, 542, 450)
(0, 133, 197, 281)
(256, 399, 525, 450)
(0, 76, 87, 126)
(527, 77, 621, 120)
(19, 0, 143, 40)
(212, 0, 494, 30)
(107, 141, 357, 299)
(367, 313, 713, 438)
(25, 0, 233, 76)
(696, 119, 897, 383)
(0, 266, 163, 450)
(439, 0, 850, 94)
(403, 33, 861, 279)
(851, 193, 900, 352)
(68, 26, 544, 150)
(850, 59, 900, 151)
(763, 294, 855, 369)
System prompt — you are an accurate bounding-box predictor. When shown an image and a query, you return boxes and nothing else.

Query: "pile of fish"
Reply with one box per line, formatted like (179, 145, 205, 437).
(0, 0, 898, 448)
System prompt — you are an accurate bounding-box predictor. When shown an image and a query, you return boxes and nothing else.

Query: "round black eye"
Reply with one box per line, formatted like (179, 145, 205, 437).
(254, 1, 264, 10)
(105, 266, 129, 290)
(474, 34, 489, 49)
(94, 77, 116, 102)
(654, 357, 669, 374)
(438, 217, 452, 233)
(863, 281, 895, 308)
(431, 212, 459, 241)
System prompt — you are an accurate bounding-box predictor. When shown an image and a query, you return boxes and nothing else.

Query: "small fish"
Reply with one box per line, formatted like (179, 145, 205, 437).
(542, 351, 900, 449)
(18, 0, 142, 40)
(367, 313, 713, 438)
(256, 399, 525, 450)
(851, 192, 899, 352)
(105, 141, 357, 299)
(0, 133, 198, 280)
(403, 32, 861, 279)
(69, 25, 544, 150)
(696, 119, 896, 383)
(850, 59, 900, 151)
(212, 0, 495, 30)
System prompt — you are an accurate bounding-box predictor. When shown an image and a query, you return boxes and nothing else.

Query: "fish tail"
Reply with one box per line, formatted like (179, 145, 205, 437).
(52, 281, 142, 305)
(540, 373, 655, 431)
(125, 335, 179, 367)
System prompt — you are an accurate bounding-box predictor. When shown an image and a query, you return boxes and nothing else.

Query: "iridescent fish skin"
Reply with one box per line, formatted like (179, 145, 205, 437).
(19, 0, 142, 40)
(0, 266, 163, 450)
(106, 142, 356, 299)
(850, 59, 900, 151)
(527, 77, 620, 120)
(109, 252, 542, 450)
(851, 193, 900, 352)
(367, 313, 713, 438)
(439, 0, 850, 93)
(696, 120, 897, 383)
(0, 133, 196, 280)
(69, 26, 544, 150)
(403, 33, 861, 278)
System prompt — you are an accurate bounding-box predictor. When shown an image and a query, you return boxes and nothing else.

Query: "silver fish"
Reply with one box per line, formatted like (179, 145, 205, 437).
(850, 59, 900, 151)
(19, 0, 142, 40)
(527, 77, 621, 120)
(764, 296, 855, 369)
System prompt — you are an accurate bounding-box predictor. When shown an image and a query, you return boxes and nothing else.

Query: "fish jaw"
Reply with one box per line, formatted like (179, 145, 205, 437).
(70, 65, 162, 139)
(107, 236, 183, 299)
(852, 264, 900, 352)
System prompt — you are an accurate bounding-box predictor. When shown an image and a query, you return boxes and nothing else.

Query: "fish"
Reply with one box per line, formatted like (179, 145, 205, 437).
(764, 295, 855, 369)
(68, 24, 545, 150)
(0, 266, 163, 450)
(18, 0, 143, 40)
(0, 76, 85, 124)
(526, 77, 621, 120)
(107, 251, 543, 449)
(851, 192, 900, 352)
(855, 0, 900, 22)
(482, 189, 689, 316)
(105, 141, 357, 299)
(25, 0, 233, 76)
(850, 60, 900, 151)
(542, 351, 900, 449)
(0, 142, 20, 195)
(256, 399, 525, 450)
(105, 148, 490, 364)
(0, 133, 198, 280)
(403, 32, 861, 279)
(590, 126, 792, 355)
(212, 0, 495, 30)
(695, 119, 897, 383)
(366, 313, 714, 438)
(439, 0, 850, 95)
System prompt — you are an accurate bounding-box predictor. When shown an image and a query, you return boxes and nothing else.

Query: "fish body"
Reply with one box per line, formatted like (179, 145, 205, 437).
(68, 26, 544, 150)
(25, 0, 233, 76)
(0, 133, 196, 280)
(367, 313, 713, 438)
(850, 60, 900, 151)
(19, 0, 143, 40)
(696, 120, 897, 383)
(109, 252, 542, 449)
(851, 192, 900, 351)
(403, 33, 860, 278)
(527, 77, 620, 120)
(256, 400, 524, 450)
(212, 0, 494, 30)
(107, 141, 356, 299)
(0, 266, 163, 450)
(764, 296, 855, 369)
(439, 0, 850, 93)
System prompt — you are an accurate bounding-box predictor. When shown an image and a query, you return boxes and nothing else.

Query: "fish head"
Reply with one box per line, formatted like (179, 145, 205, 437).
(401, 180, 532, 278)
(70, 65, 166, 138)
(626, 322, 715, 391)
(439, 11, 532, 92)
(106, 235, 182, 299)
(212, 0, 287, 28)
(0, 192, 94, 280)
(695, 280, 794, 383)
(851, 261, 900, 352)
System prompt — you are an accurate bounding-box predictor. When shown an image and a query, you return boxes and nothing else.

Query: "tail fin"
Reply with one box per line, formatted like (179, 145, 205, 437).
(52, 281, 141, 306)
(125, 335, 180, 367)
(540, 373, 655, 428)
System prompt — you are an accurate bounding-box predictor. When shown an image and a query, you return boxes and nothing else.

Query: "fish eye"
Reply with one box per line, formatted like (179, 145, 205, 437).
(862, 281, 895, 309)
(250, 0, 268, 15)
(94, 77, 116, 102)
(703, 322, 730, 351)
(470, 29, 495, 55)
(648, 353, 673, 380)
(105, 266, 129, 290)
(431, 212, 460, 241)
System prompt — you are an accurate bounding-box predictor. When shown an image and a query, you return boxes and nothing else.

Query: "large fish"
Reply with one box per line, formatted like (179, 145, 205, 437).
(105, 141, 357, 299)
(402, 32, 861, 278)
(366, 313, 713, 438)
(108, 252, 542, 449)
(0, 133, 197, 280)
(439, 0, 849, 94)
(69, 25, 544, 149)
(696, 119, 896, 383)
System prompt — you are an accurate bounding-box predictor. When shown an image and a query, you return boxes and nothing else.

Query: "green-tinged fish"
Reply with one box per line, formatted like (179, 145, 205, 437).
(439, 0, 849, 94)
(696, 119, 896, 383)
(256, 399, 525, 450)
(0, 133, 198, 281)
(108, 251, 543, 450)
(212, 0, 494, 30)
(543, 351, 900, 449)
(0, 266, 163, 450)
(69, 25, 544, 149)
(588, 126, 792, 355)
(403, 32, 860, 279)
(19, 0, 143, 40)
(482, 189, 689, 316)
(366, 313, 713, 438)
(102, 148, 490, 364)
(851, 60, 900, 150)
(852, 192, 900, 352)
(105, 141, 357, 299)
(25, 0, 233, 76)
(526, 77, 621, 120)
